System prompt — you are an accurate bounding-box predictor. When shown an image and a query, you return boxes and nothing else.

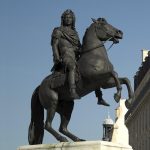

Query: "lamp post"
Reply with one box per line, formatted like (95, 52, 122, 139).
(102, 116, 114, 141)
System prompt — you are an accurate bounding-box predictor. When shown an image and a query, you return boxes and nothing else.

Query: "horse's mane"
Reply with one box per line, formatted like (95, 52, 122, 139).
(82, 23, 95, 49)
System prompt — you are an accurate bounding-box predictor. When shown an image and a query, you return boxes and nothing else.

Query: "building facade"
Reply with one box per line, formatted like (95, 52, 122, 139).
(125, 50, 150, 150)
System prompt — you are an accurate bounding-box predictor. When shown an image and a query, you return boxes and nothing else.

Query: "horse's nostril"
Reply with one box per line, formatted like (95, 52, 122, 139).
(117, 30, 122, 34)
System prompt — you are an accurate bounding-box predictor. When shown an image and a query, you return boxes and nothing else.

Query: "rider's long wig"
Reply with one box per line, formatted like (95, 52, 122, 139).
(61, 9, 76, 30)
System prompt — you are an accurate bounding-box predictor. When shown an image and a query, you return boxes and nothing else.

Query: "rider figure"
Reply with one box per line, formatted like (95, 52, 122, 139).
(51, 9, 81, 99)
(51, 9, 110, 105)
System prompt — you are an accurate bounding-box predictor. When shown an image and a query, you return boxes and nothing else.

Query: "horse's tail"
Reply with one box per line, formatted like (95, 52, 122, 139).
(28, 86, 44, 145)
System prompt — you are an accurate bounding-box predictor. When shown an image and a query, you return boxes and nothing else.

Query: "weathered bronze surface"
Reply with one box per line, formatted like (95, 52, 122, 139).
(28, 10, 134, 144)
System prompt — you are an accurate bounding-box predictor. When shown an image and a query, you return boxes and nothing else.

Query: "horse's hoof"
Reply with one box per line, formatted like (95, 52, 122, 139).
(114, 93, 121, 103)
(79, 139, 86, 141)
(125, 99, 132, 109)
(59, 137, 68, 142)
(75, 138, 86, 142)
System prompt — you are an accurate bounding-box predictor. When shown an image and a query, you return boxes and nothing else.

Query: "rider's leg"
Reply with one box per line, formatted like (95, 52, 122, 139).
(95, 88, 110, 106)
(68, 63, 80, 99)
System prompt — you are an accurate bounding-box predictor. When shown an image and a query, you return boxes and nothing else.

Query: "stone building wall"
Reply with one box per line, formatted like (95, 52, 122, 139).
(125, 51, 150, 150)
(134, 51, 150, 90)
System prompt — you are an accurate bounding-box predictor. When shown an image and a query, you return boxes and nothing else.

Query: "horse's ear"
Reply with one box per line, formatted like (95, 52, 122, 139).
(91, 18, 97, 23)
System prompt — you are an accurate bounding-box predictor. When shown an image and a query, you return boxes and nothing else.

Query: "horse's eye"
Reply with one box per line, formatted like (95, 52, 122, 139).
(101, 18, 107, 24)
(101, 18, 105, 22)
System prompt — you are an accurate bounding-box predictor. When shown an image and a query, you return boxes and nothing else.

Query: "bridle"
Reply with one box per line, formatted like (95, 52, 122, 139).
(81, 23, 116, 54)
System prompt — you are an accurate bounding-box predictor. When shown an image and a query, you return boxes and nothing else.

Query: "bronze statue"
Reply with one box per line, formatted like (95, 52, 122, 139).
(28, 11, 134, 144)
(51, 9, 109, 106)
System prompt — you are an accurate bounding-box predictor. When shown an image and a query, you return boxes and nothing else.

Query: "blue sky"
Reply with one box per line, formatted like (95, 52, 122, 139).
(1, 0, 150, 149)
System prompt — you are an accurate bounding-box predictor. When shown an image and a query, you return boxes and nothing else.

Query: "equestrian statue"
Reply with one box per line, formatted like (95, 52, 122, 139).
(28, 9, 134, 144)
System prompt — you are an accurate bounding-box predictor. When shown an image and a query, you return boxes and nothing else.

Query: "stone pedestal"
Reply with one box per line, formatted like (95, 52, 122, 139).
(17, 141, 133, 150)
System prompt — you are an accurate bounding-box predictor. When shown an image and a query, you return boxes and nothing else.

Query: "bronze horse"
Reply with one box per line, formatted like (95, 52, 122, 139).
(28, 18, 134, 144)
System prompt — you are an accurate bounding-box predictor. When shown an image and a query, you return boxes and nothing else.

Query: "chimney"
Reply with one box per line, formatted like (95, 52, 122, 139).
(141, 49, 149, 62)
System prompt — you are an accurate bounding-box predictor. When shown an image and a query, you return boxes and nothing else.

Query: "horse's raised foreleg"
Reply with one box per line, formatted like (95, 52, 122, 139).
(111, 71, 122, 103)
(119, 77, 134, 108)
(57, 100, 85, 141)
(102, 77, 134, 108)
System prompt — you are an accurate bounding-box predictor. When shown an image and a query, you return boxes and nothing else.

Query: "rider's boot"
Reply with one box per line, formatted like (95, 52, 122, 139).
(95, 89, 110, 106)
(97, 97, 110, 106)
(70, 85, 80, 99)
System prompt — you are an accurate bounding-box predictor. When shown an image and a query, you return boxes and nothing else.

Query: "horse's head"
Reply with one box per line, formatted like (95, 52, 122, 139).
(92, 18, 123, 44)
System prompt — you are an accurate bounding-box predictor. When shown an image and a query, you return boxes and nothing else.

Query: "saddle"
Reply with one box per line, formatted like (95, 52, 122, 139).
(49, 71, 66, 89)
(49, 62, 81, 89)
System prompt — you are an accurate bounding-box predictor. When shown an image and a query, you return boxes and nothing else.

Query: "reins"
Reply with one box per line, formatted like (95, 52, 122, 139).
(81, 23, 116, 54)
(107, 42, 114, 52)
(81, 37, 114, 54)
